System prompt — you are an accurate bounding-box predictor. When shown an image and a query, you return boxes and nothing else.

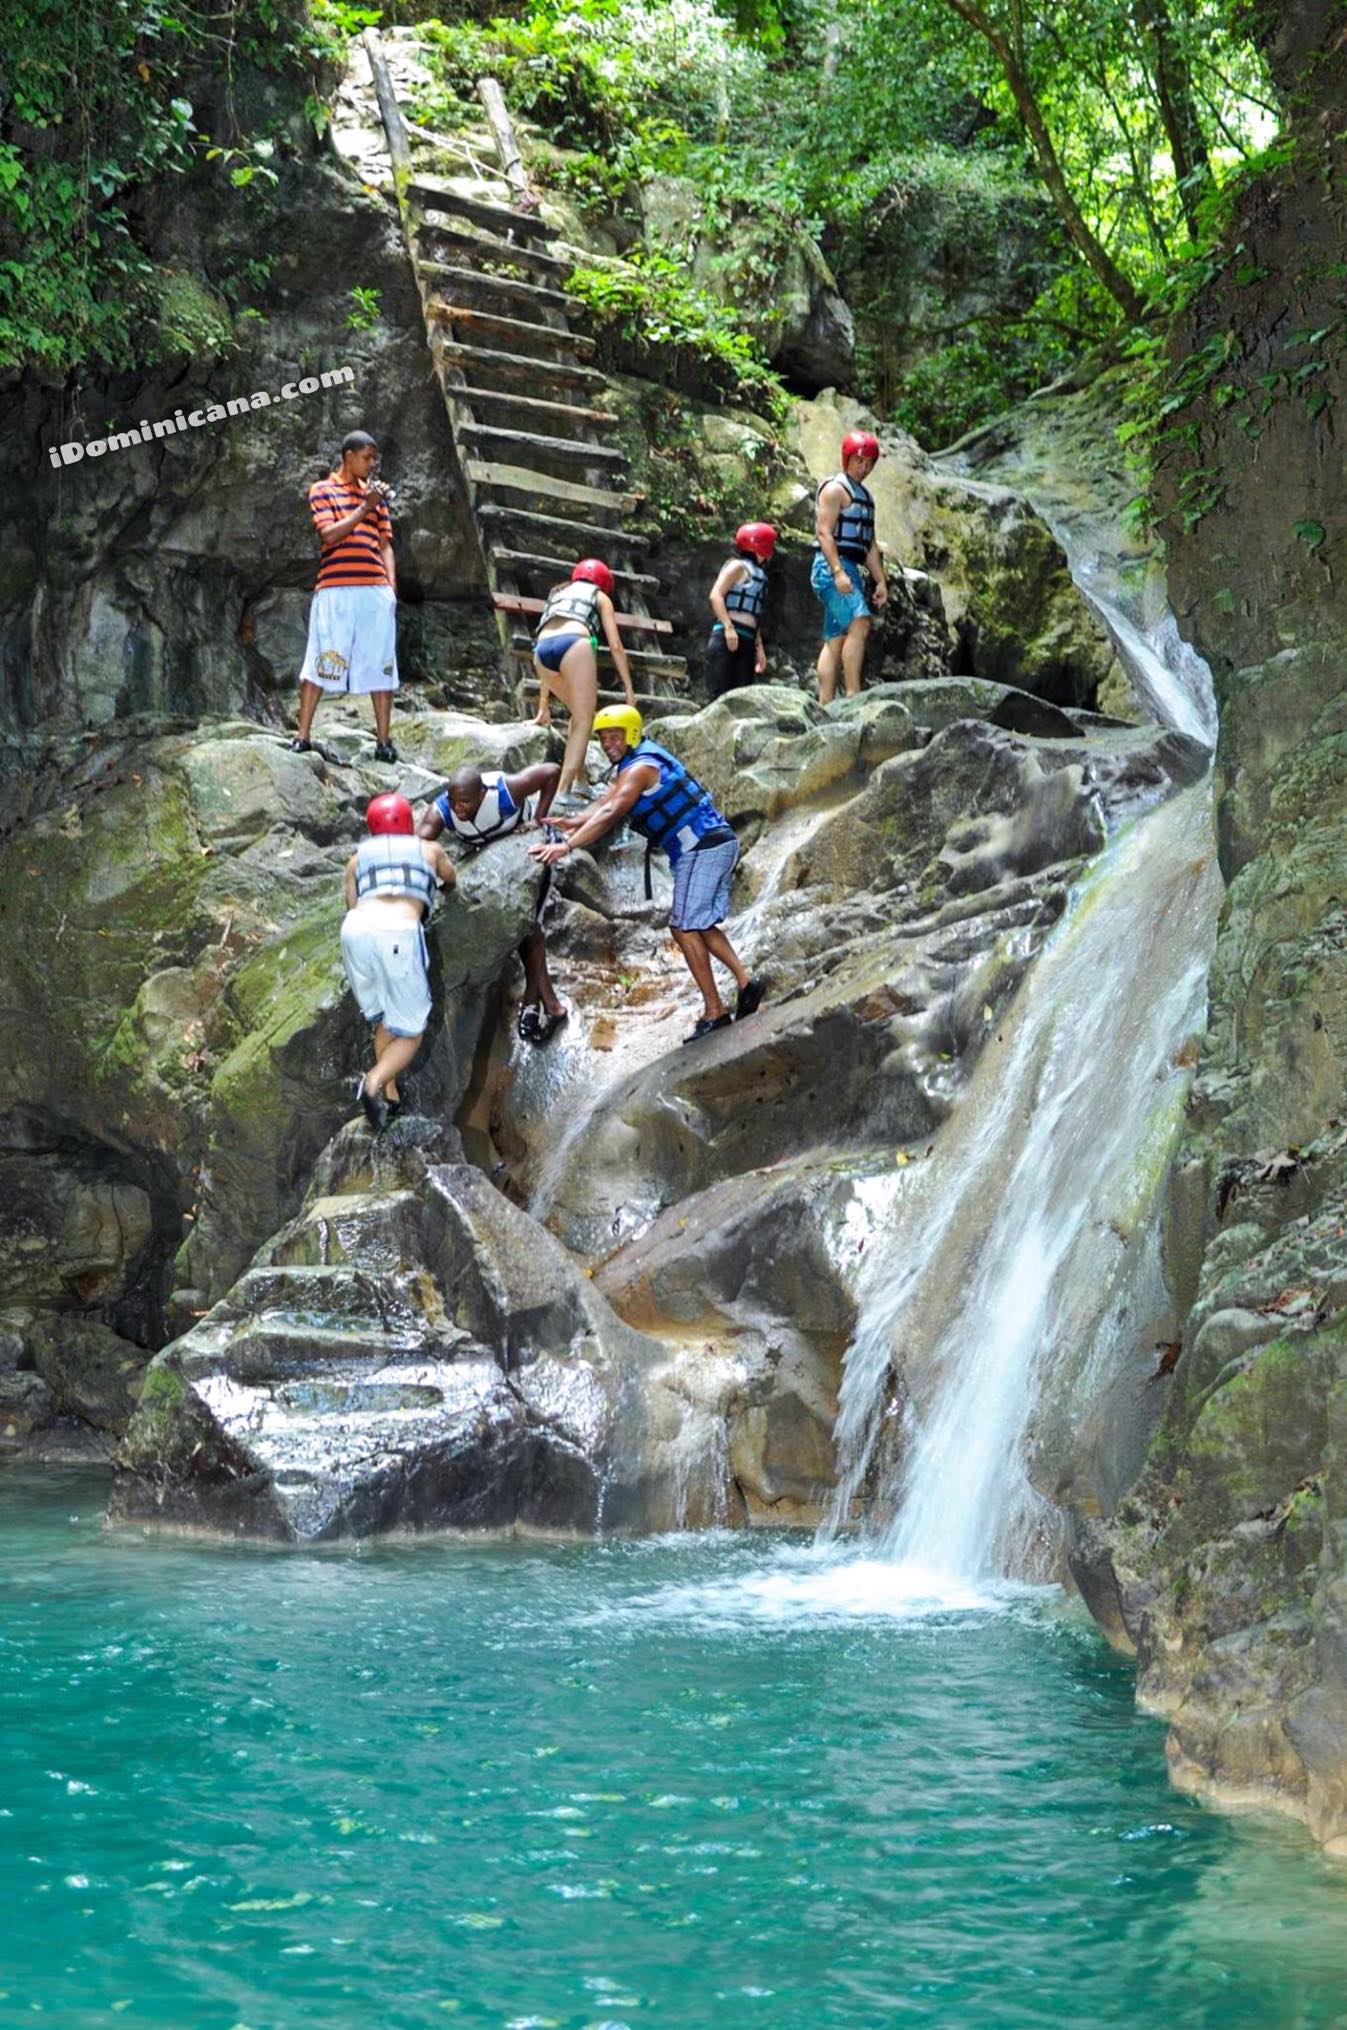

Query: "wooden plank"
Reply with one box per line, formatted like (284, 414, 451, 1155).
(363, 30, 412, 188)
(409, 175, 560, 242)
(478, 77, 532, 202)
(494, 591, 671, 634)
(466, 459, 642, 515)
(458, 422, 625, 468)
(478, 502, 653, 548)
(449, 384, 617, 430)
(427, 299, 595, 357)
(431, 335, 607, 388)
(414, 219, 572, 278)
(511, 631, 687, 677)
(487, 547, 662, 593)
(518, 675, 698, 714)
(417, 261, 581, 316)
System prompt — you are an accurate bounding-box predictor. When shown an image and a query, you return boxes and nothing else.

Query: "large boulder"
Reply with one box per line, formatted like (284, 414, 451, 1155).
(0, 709, 561, 1400)
(110, 1117, 733, 1540)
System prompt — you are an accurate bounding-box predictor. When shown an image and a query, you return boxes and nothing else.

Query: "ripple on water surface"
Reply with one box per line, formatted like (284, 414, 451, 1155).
(3, 1472, 1347, 2030)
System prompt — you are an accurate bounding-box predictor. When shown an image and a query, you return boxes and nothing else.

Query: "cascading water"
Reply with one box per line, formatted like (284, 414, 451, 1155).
(827, 513, 1222, 1587)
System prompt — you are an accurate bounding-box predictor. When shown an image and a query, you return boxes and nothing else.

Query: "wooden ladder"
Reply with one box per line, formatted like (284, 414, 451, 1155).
(362, 30, 691, 715)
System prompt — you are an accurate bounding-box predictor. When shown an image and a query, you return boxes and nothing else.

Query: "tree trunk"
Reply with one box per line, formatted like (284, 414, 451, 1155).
(1132, 0, 1212, 233)
(940, 0, 1148, 323)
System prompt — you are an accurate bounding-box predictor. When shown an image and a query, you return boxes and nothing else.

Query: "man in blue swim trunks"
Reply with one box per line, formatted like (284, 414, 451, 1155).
(811, 428, 889, 704)
(530, 706, 765, 1046)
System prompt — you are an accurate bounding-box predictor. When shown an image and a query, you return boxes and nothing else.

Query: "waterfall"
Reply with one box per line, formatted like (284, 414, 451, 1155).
(828, 533, 1222, 1586)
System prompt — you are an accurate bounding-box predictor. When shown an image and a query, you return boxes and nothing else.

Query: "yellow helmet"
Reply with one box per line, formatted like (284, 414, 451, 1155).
(592, 704, 643, 747)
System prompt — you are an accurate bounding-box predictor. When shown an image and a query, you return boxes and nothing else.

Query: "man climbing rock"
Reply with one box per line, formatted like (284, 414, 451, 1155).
(811, 429, 888, 704)
(293, 430, 401, 763)
(418, 760, 568, 1046)
(530, 706, 764, 1045)
(706, 522, 775, 702)
(341, 792, 455, 1131)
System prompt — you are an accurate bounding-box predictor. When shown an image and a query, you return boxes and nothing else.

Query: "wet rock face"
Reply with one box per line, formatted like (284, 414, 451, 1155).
(110, 1118, 728, 1541)
(1088, 1, 1347, 1850)
(0, 709, 554, 1437)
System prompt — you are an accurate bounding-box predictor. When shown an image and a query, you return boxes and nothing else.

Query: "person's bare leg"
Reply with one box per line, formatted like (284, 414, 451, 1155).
(671, 927, 725, 1019)
(372, 689, 393, 743)
(840, 618, 870, 696)
(817, 637, 843, 705)
(366, 1029, 421, 1100)
(551, 644, 599, 794)
(520, 926, 564, 1017)
(296, 678, 323, 742)
(534, 671, 553, 725)
(702, 925, 748, 991)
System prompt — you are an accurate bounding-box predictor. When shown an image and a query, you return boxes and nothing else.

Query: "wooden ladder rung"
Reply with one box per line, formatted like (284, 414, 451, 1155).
(431, 335, 607, 388)
(428, 299, 596, 357)
(478, 502, 653, 550)
(448, 384, 618, 430)
(416, 261, 580, 316)
(486, 547, 663, 593)
(494, 591, 671, 634)
(408, 176, 561, 242)
(466, 460, 642, 516)
(414, 219, 572, 278)
(458, 422, 625, 468)
(518, 676, 699, 714)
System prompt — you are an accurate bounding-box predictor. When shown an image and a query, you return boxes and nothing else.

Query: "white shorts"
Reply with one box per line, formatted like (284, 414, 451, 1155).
(300, 585, 399, 694)
(340, 914, 430, 1037)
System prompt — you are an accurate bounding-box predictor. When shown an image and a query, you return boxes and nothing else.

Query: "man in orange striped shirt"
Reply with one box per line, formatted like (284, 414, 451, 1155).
(292, 430, 401, 763)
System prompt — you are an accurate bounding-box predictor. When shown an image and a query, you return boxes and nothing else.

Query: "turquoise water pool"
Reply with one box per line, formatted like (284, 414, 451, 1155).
(3, 1470, 1346, 2029)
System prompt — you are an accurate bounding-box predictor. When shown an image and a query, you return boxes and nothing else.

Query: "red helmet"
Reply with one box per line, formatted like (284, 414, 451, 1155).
(366, 793, 414, 836)
(735, 521, 777, 561)
(571, 558, 614, 595)
(841, 430, 881, 465)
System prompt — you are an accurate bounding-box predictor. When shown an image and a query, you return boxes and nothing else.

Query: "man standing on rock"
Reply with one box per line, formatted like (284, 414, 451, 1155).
(342, 793, 456, 1131)
(418, 759, 569, 1046)
(811, 429, 888, 704)
(530, 706, 764, 1046)
(293, 430, 401, 763)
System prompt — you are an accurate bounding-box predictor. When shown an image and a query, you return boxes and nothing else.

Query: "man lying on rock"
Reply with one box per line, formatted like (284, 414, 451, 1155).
(342, 792, 456, 1131)
(417, 759, 569, 1046)
(530, 706, 765, 1045)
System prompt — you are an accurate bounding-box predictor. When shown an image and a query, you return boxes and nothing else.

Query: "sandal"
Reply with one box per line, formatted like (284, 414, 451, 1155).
(518, 1004, 544, 1044)
(532, 1007, 569, 1046)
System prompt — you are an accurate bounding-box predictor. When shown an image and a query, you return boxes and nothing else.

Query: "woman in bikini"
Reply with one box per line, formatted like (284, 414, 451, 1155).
(532, 558, 636, 795)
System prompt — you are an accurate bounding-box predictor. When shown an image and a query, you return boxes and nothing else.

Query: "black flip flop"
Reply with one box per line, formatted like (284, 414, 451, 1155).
(518, 1004, 544, 1044)
(683, 1013, 733, 1046)
(532, 1007, 569, 1046)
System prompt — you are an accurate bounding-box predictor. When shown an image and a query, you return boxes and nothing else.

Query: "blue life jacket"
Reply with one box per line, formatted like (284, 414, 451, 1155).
(537, 581, 601, 637)
(354, 835, 438, 913)
(722, 557, 767, 632)
(434, 771, 522, 849)
(618, 742, 729, 889)
(815, 471, 875, 562)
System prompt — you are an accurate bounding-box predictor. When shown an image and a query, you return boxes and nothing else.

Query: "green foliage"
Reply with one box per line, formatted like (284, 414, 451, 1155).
(0, 0, 337, 373)
(346, 285, 384, 330)
(567, 254, 787, 411)
(1118, 135, 1343, 537)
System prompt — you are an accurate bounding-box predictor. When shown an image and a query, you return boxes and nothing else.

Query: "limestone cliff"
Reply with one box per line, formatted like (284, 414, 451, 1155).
(1086, 0, 1347, 1853)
